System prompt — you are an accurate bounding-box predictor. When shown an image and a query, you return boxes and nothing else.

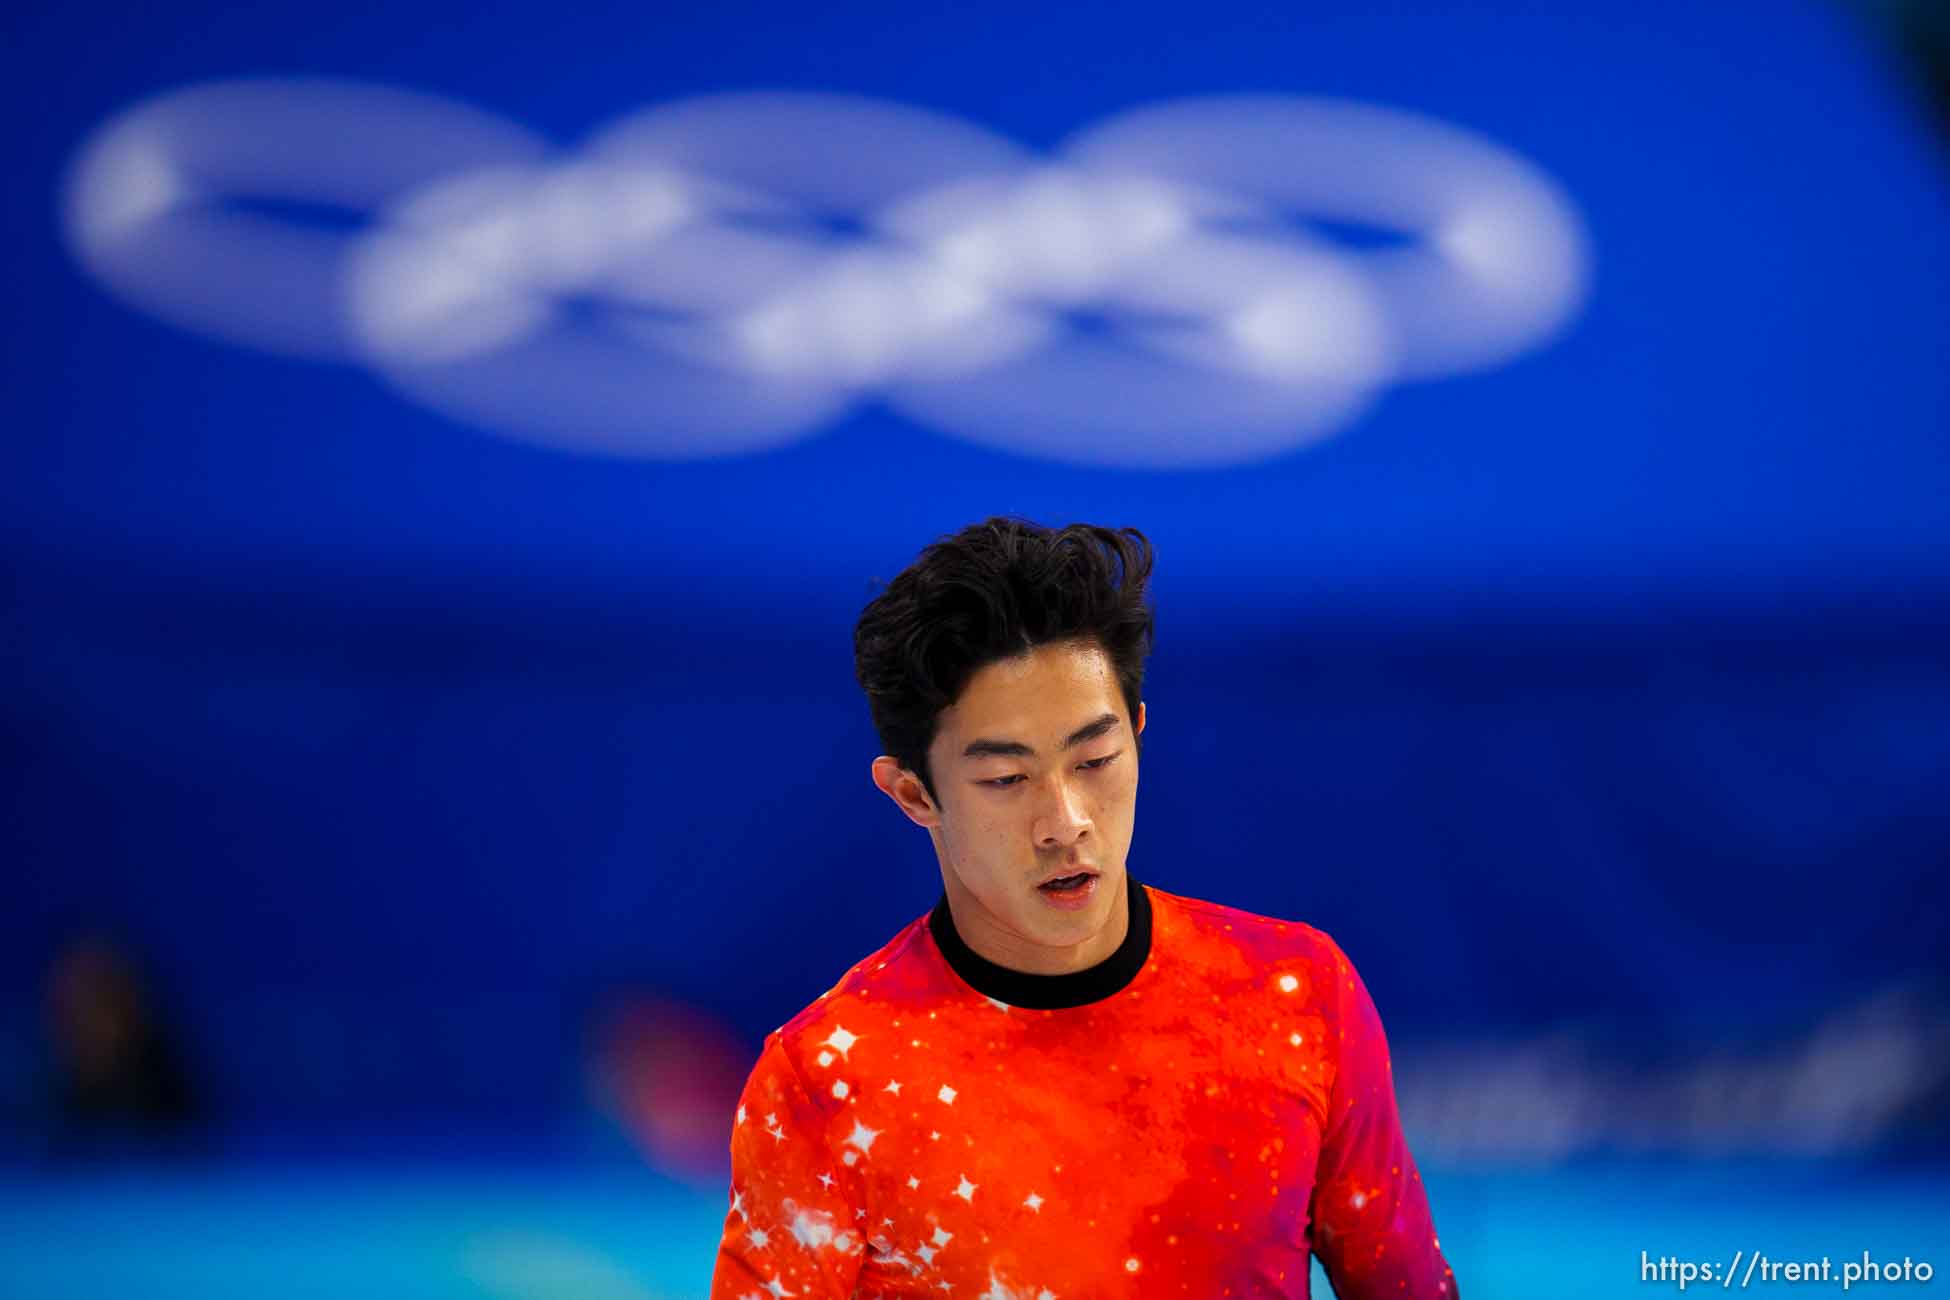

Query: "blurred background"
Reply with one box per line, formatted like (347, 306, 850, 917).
(4, 0, 1949, 1295)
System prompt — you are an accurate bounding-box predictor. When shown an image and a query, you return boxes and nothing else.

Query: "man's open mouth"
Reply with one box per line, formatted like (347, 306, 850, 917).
(1038, 872, 1096, 893)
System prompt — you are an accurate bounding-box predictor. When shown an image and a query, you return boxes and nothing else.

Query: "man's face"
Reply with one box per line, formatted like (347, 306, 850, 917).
(874, 637, 1145, 975)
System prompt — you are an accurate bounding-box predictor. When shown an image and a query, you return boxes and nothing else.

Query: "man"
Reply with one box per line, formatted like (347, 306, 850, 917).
(710, 518, 1457, 1298)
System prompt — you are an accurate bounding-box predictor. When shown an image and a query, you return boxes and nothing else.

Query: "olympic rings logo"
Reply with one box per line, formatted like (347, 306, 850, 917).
(62, 80, 1591, 466)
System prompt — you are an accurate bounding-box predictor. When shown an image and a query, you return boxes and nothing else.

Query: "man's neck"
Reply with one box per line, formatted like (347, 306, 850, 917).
(927, 874, 1153, 1011)
(939, 870, 1131, 976)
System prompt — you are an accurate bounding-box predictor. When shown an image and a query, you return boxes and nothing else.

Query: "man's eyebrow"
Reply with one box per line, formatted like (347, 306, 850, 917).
(961, 712, 1123, 760)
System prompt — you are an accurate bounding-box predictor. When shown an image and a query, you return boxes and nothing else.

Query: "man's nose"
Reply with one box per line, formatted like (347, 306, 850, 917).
(1034, 776, 1092, 847)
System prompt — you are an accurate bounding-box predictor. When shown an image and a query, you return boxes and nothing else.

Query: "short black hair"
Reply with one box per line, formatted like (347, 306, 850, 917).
(853, 517, 1155, 803)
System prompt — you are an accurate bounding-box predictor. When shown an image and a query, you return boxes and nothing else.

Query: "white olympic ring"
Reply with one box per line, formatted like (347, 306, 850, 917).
(61, 80, 1592, 467)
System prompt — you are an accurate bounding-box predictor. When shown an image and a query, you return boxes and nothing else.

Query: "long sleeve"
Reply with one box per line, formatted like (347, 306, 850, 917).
(1308, 936, 1459, 1299)
(710, 1032, 869, 1299)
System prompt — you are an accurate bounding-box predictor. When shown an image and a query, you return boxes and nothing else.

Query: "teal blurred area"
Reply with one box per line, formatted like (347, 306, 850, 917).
(2, 1158, 1945, 1298)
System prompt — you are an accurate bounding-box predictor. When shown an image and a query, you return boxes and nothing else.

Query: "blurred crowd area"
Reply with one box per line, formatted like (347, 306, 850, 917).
(10, 933, 1948, 1177)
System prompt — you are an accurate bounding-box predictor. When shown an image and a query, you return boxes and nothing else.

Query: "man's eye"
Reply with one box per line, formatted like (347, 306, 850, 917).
(982, 754, 1118, 787)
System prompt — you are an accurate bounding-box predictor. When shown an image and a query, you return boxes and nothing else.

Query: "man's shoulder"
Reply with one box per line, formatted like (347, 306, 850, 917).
(1147, 885, 1373, 1036)
(1147, 883, 1348, 966)
(766, 909, 941, 1055)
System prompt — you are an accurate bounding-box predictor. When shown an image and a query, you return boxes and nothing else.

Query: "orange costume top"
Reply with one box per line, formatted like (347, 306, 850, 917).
(709, 880, 1459, 1299)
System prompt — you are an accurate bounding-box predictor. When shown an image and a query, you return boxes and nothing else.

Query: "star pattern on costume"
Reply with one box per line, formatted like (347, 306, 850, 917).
(711, 890, 1457, 1299)
(975, 1274, 1055, 1300)
(789, 1208, 836, 1250)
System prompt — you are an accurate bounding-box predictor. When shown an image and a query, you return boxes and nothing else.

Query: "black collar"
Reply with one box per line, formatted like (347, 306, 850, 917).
(928, 876, 1153, 1010)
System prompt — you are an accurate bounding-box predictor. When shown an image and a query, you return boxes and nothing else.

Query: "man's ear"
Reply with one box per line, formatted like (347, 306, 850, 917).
(1135, 700, 1146, 737)
(871, 756, 941, 828)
